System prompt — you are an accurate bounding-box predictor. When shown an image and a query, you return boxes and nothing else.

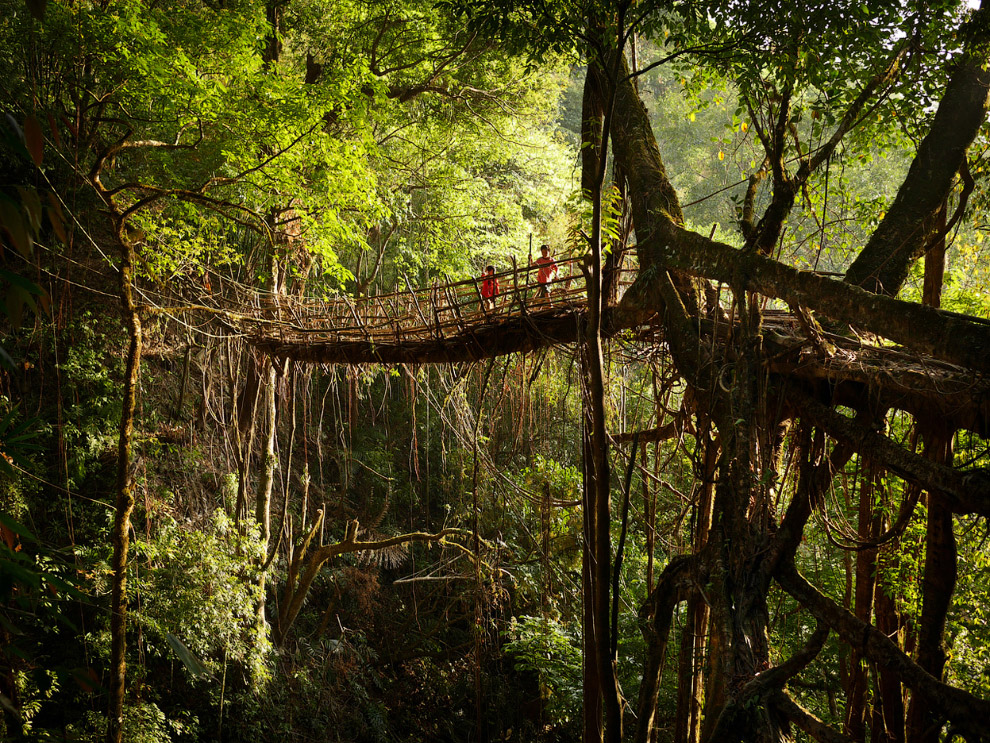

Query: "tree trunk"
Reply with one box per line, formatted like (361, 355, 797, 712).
(905, 431, 956, 743)
(580, 30, 622, 743)
(581, 436, 603, 742)
(254, 358, 277, 634)
(582, 155, 621, 743)
(872, 560, 905, 743)
(677, 433, 716, 743)
(107, 238, 143, 743)
(845, 467, 881, 741)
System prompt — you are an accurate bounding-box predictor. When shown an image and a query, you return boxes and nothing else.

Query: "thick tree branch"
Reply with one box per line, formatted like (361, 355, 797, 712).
(845, 8, 990, 295)
(705, 622, 830, 743)
(772, 690, 857, 743)
(745, 83, 796, 255)
(774, 559, 990, 740)
(792, 388, 990, 517)
(607, 36, 990, 376)
(628, 226, 990, 375)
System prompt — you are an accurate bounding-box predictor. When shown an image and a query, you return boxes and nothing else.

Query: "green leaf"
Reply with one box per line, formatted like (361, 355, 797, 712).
(166, 633, 213, 678)
(0, 511, 37, 544)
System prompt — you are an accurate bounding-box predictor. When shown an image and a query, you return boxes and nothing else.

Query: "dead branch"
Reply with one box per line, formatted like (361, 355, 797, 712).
(275, 516, 468, 644)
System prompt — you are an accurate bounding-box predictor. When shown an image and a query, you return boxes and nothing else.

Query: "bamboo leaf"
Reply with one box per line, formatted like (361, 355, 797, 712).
(0, 693, 19, 721)
(166, 633, 213, 679)
(23, 115, 43, 167)
(16, 187, 42, 232)
(46, 204, 67, 244)
(0, 202, 32, 258)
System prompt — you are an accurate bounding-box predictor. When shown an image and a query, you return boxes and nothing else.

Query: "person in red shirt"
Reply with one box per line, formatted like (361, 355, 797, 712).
(533, 244, 558, 304)
(480, 265, 500, 311)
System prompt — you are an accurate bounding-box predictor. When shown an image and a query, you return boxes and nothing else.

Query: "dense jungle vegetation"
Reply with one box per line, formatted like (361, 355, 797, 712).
(4, 0, 990, 741)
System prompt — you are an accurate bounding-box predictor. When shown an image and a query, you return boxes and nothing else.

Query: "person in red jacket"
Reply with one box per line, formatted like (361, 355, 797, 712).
(481, 265, 500, 311)
(533, 244, 558, 305)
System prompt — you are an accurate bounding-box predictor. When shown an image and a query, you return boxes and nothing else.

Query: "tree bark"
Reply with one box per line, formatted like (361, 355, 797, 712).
(905, 431, 956, 743)
(791, 389, 990, 518)
(582, 423, 603, 743)
(845, 16, 990, 296)
(676, 433, 716, 743)
(107, 238, 143, 743)
(254, 358, 277, 635)
(597, 28, 990, 741)
(845, 467, 881, 742)
(872, 566, 905, 743)
(579, 25, 626, 743)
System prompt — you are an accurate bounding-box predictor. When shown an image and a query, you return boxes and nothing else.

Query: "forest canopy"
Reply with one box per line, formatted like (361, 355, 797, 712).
(3, 0, 990, 742)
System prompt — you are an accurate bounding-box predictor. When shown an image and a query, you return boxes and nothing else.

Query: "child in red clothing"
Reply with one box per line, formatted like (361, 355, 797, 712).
(481, 265, 500, 311)
(533, 244, 558, 304)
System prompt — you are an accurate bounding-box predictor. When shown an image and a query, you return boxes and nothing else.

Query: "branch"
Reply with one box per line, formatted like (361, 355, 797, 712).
(845, 7, 990, 295)
(803, 40, 911, 178)
(748, 38, 910, 255)
(705, 622, 830, 742)
(117, 187, 267, 232)
(634, 553, 704, 743)
(774, 558, 990, 739)
(89, 127, 205, 196)
(768, 421, 855, 570)
(190, 121, 321, 193)
(613, 417, 691, 444)
(275, 519, 467, 644)
(793, 388, 990, 517)
(630, 224, 990, 376)
(772, 690, 856, 743)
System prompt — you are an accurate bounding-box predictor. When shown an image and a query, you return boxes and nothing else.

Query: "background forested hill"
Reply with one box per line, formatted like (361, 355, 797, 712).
(3, 0, 990, 741)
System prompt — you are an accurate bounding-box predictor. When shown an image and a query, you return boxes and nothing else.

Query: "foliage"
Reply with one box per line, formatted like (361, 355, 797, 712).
(504, 615, 583, 728)
(4, 0, 990, 740)
(127, 511, 271, 684)
(64, 701, 200, 743)
(0, 511, 89, 739)
(947, 515, 990, 698)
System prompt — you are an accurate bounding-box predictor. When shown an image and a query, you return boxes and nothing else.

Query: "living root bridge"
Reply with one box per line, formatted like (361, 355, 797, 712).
(251, 305, 645, 364)
(248, 286, 990, 439)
